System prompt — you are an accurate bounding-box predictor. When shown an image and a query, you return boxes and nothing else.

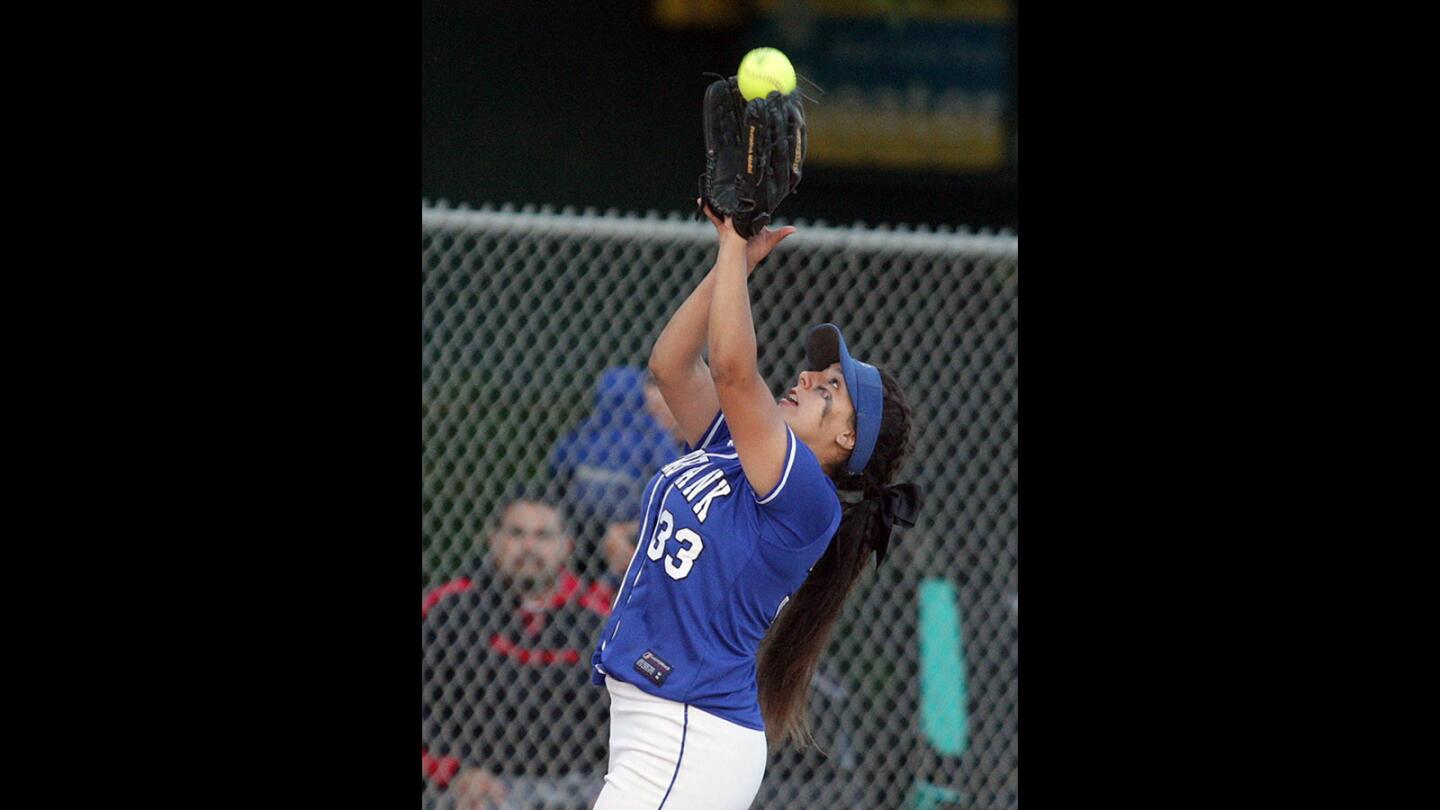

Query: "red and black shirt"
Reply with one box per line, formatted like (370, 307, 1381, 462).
(421, 564, 612, 787)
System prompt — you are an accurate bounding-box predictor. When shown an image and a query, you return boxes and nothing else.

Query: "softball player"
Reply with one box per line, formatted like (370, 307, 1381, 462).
(589, 205, 920, 810)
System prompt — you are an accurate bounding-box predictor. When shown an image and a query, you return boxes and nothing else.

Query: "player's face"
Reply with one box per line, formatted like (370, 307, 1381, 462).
(778, 362, 856, 464)
(489, 501, 572, 582)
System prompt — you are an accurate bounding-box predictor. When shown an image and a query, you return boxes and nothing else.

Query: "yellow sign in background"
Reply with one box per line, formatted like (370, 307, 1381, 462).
(754, 0, 1013, 172)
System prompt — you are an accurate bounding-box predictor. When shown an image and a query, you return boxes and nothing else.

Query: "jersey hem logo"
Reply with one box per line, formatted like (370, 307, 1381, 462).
(634, 650, 674, 686)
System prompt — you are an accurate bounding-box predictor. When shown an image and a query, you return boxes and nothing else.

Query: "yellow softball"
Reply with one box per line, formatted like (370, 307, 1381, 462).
(736, 47, 796, 100)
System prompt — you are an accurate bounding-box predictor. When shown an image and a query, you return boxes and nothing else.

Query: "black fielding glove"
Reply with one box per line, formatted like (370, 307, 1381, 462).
(696, 78, 806, 239)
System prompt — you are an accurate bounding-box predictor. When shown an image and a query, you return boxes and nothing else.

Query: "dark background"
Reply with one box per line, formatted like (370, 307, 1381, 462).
(422, 0, 1018, 231)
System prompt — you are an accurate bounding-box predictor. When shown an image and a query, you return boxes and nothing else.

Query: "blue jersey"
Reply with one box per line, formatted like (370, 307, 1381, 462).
(590, 411, 843, 730)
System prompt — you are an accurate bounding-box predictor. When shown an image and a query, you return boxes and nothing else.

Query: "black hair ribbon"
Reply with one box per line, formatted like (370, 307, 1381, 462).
(874, 482, 921, 566)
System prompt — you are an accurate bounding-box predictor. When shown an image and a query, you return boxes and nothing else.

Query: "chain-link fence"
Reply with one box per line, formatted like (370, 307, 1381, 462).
(422, 202, 1017, 810)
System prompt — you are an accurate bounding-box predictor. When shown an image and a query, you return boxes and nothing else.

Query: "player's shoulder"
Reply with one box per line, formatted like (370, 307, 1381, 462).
(757, 426, 835, 495)
(749, 430, 842, 547)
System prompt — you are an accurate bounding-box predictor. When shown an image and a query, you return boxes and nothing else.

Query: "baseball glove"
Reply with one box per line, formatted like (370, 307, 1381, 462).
(695, 75, 807, 239)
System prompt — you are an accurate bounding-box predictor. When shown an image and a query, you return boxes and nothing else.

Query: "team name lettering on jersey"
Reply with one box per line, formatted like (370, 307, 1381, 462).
(675, 465, 733, 524)
(661, 450, 734, 524)
(672, 463, 712, 492)
(692, 478, 731, 522)
(661, 450, 709, 478)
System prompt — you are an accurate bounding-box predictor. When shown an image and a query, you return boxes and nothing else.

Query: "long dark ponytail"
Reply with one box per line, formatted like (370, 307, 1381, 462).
(755, 367, 915, 747)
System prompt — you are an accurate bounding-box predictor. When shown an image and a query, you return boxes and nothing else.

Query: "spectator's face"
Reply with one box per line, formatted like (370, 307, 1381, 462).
(644, 382, 680, 438)
(602, 520, 639, 577)
(488, 501, 572, 583)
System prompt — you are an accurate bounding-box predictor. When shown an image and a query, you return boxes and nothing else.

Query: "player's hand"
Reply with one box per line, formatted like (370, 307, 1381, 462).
(700, 199, 796, 272)
(744, 223, 798, 271)
(450, 767, 507, 810)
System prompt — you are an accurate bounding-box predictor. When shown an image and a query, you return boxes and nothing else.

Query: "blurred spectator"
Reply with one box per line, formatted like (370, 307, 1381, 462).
(548, 366, 683, 579)
(589, 519, 639, 607)
(422, 487, 612, 810)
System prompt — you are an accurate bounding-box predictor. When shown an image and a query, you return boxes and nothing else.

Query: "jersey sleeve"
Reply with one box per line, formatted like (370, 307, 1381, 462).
(682, 411, 733, 454)
(753, 427, 842, 549)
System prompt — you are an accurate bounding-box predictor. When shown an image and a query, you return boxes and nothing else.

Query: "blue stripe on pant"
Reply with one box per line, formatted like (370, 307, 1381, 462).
(655, 704, 688, 810)
(594, 678, 766, 810)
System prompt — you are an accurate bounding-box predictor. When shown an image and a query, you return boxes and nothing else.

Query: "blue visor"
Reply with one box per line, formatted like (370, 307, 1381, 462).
(805, 323, 883, 476)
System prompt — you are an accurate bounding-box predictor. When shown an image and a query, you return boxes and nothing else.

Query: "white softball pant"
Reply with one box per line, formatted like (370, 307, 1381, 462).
(592, 677, 768, 810)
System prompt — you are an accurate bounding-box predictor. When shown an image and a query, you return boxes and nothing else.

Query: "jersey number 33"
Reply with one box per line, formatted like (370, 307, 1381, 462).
(646, 508, 705, 580)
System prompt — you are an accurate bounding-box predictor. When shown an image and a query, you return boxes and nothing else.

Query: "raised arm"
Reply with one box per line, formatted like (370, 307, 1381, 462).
(649, 202, 795, 448)
(648, 263, 725, 449)
(706, 215, 793, 497)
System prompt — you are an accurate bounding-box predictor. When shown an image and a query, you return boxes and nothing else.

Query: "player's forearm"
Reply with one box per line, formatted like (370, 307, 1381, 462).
(649, 265, 719, 379)
(707, 240, 760, 385)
